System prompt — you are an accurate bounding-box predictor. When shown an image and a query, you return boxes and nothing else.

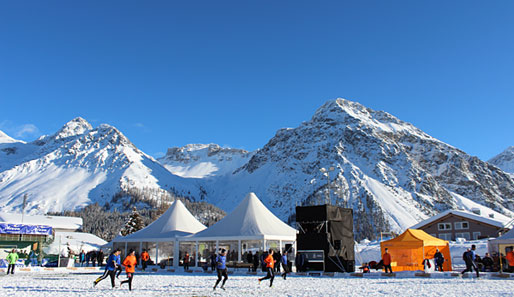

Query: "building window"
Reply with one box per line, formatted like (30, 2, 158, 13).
(438, 233, 452, 241)
(473, 232, 481, 240)
(454, 221, 469, 230)
(438, 223, 452, 231)
(455, 232, 470, 240)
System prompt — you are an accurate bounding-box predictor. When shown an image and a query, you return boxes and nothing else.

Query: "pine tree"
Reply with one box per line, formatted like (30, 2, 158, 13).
(121, 207, 145, 236)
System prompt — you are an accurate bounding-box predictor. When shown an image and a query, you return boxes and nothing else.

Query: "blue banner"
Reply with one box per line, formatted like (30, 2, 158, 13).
(0, 223, 52, 236)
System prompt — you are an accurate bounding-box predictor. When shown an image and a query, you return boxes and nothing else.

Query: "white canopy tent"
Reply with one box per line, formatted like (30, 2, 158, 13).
(180, 192, 297, 268)
(112, 199, 206, 267)
(488, 228, 514, 255)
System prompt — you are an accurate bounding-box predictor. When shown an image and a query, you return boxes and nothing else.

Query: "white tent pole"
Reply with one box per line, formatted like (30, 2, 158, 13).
(279, 240, 282, 253)
(195, 241, 198, 268)
(173, 240, 179, 268)
(238, 240, 241, 262)
(156, 242, 159, 264)
(263, 239, 266, 252)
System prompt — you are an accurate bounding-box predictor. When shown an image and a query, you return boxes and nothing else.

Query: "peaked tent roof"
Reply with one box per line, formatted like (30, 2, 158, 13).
(382, 229, 449, 247)
(114, 199, 206, 242)
(187, 192, 296, 240)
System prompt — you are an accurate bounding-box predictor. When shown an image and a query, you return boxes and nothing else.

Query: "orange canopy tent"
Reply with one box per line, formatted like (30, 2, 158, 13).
(380, 229, 452, 271)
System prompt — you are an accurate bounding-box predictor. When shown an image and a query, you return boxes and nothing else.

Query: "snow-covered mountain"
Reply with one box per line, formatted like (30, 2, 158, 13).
(2, 100, 513, 240)
(158, 144, 253, 178)
(489, 146, 514, 175)
(0, 118, 199, 215)
(0, 130, 23, 144)
(194, 99, 514, 239)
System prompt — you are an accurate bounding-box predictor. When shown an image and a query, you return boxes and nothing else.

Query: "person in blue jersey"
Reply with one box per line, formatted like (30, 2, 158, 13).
(213, 249, 228, 291)
(93, 249, 121, 288)
(281, 250, 290, 280)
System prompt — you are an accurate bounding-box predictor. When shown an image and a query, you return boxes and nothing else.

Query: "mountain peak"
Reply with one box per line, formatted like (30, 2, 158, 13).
(489, 146, 514, 174)
(0, 130, 22, 144)
(54, 117, 92, 140)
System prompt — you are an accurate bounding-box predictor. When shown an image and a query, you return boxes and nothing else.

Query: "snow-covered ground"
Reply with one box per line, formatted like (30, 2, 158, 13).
(0, 270, 512, 297)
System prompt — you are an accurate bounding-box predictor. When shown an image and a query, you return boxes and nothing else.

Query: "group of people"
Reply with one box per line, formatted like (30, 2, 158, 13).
(78, 250, 104, 267)
(92, 249, 137, 291)
(212, 248, 290, 291)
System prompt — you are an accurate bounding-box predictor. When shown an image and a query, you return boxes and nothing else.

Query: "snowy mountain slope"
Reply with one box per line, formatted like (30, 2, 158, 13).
(488, 146, 514, 175)
(0, 130, 23, 144)
(158, 144, 253, 178)
(0, 118, 200, 215)
(197, 99, 514, 240)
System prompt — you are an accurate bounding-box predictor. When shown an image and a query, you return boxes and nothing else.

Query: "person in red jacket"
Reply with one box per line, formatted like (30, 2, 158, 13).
(258, 249, 276, 287)
(121, 249, 137, 291)
(382, 248, 393, 273)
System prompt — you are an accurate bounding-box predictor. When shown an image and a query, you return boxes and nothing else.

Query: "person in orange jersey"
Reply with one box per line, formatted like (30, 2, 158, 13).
(382, 248, 393, 273)
(120, 249, 137, 291)
(258, 249, 276, 287)
(141, 249, 149, 271)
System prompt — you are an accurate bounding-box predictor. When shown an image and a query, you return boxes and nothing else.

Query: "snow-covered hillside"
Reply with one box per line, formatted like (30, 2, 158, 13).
(195, 99, 514, 239)
(0, 130, 23, 144)
(0, 118, 199, 214)
(158, 144, 253, 178)
(489, 146, 514, 175)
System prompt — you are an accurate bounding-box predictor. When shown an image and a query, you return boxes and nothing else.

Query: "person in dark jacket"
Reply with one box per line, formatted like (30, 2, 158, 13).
(434, 249, 444, 272)
(295, 252, 304, 272)
(213, 249, 228, 290)
(481, 252, 494, 272)
(273, 250, 281, 273)
(91, 250, 97, 267)
(461, 245, 479, 277)
(97, 250, 104, 266)
(210, 252, 217, 272)
(253, 252, 259, 272)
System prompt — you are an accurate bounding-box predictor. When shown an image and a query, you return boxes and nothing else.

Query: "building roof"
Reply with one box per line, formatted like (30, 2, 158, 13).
(113, 199, 206, 242)
(186, 192, 297, 241)
(0, 212, 82, 231)
(44, 231, 107, 254)
(409, 209, 506, 230)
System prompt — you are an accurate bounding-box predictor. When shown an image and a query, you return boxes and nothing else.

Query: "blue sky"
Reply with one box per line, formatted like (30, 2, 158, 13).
(1, 1, 513, 160)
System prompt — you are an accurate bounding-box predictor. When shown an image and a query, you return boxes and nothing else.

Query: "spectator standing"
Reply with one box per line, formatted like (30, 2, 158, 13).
(141, 249, 149, 271)
(434, 249, 444, 272)
(6, 249, 19, 274)
(382, 248, 393, 273)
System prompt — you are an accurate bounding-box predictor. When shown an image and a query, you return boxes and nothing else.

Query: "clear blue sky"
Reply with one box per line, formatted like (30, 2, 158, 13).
(1, 1, 513, 160)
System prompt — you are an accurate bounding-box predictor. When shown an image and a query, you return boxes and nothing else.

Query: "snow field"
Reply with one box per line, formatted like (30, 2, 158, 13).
(0, 271, 513, 297)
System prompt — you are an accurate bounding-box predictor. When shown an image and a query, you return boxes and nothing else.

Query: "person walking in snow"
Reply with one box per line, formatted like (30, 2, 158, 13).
(6, 249, 19, 274)
(120, 249, 137, 291)
(281, 251, 290, 280)
(461, 245, 479, 277)
(213, 249, 228, 291)
(434, 249, 444, 272)
(382, 248, 393, 273)
(93, 249, 121, 288)
(258, 249, 276, 287)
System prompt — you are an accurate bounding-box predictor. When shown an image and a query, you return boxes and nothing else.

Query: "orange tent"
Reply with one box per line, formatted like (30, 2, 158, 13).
(380, 229, 452, 271)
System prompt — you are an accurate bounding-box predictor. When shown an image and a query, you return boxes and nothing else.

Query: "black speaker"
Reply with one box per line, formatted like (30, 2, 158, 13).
(296, 204, 355, 272)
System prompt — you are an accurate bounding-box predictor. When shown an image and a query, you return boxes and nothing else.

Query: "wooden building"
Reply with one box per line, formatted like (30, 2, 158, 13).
(410, 210, 507, 241)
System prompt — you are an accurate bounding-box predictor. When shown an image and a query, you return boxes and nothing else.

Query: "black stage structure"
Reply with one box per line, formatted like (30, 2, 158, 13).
(296, 205, 355, 272)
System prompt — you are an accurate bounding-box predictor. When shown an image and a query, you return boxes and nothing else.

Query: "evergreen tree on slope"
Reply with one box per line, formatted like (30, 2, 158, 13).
(121, 207, 145, 236)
